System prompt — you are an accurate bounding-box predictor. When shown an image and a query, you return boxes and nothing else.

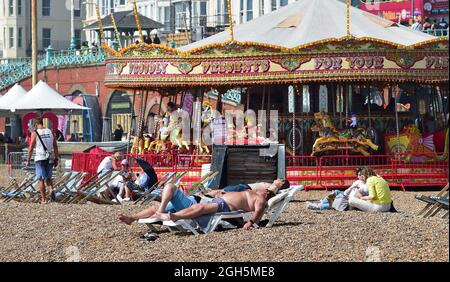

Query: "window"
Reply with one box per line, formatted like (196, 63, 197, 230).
(18, 27, 22, 48)
(9, 0, 14, 16)
(18, 0, 22, 15)
(42, 28, 51, 48)
(259, 0, 265, 16)
(42, 0, 51, 16)
(247, 0, 253, 21)
(120, 0, 126, 5)
(75, 29, 81, 48)
(9, 27, 14, 48)
(74, 0, 81, 17)
(101, 0, 106, 15)
(164, 6, 170, 30)
(109, 0, 114, 13)
(239, 0, 244, 23)
(280, 0, 288, 7)
(271, 0, 277, 11)
(200, 1, 207, 15)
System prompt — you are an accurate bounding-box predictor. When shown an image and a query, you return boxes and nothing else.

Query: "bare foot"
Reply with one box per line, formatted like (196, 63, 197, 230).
(118, 213, 135, 225)
(153, 211, 171, 221)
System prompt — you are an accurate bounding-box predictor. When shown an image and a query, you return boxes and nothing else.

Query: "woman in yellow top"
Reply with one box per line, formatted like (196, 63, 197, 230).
(348, 167, 392, 212)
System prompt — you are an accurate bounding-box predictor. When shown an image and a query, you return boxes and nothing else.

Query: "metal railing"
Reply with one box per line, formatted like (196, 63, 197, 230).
(0, 47, 105, 90)
(424, 28, 449, 37)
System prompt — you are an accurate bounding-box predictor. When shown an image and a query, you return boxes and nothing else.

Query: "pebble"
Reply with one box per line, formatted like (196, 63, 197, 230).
(0, 191, 448, 261)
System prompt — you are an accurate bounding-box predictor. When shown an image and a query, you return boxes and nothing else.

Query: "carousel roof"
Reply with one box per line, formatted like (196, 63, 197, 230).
(179, 0, 437, 51)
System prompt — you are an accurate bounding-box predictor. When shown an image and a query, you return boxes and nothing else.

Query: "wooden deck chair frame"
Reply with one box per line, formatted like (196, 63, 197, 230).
(2, 175, 39, 202)
(52, 172, 87, 202)
(65, 171, 114, 204)
(25, 172, 73, 203)
(1, 175, 35, 201)
(417, 183, 449, 218)
(77, 171, 120, 204)
(59, 171, 103, 203)
(423, 193, 449, 218)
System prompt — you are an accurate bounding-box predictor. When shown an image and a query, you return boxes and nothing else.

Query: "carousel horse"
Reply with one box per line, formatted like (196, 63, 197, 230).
(311, 111, 379, 156)
(149, 116, 169, 153)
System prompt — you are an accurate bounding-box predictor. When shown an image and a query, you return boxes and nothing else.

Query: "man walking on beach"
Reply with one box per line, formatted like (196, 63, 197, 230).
(25, 118, 59, 204)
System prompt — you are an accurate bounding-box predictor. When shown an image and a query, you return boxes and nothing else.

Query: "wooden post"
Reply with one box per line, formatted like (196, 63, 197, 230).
(31, 0, 38, 86)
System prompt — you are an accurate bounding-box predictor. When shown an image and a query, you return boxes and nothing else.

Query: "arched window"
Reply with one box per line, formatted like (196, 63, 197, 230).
(106, 91, 133, 138)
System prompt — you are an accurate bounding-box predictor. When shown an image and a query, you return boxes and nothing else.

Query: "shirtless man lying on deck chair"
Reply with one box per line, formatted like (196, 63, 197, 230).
(118, 179, 289, 230)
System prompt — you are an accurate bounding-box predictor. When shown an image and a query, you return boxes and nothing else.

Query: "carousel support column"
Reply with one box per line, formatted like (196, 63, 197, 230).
(331, 83, 336, 119)
(246, 88, 250, 112)
(291, 86, 296, 157)
(102, 116, 112, 142)
(394, 85, 401, 159)
(158, 94, 164, 116)
(367, 88, 372, 128)
(339, 84, 343, 129)
(261, 86, 266, 112)
(126, 90, 137, 154)
(437, 85, 448, 125)
(345, 83, 349, 128)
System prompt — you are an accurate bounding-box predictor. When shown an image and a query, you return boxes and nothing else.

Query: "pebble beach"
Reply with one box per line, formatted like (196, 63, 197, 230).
(0, 190, 448, 262)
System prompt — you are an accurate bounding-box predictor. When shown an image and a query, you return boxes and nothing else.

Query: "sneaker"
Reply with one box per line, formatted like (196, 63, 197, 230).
(306, 202, 321, 210)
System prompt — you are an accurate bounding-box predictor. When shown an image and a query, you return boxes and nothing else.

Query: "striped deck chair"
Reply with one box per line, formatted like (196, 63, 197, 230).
(416, 183, 449, 218)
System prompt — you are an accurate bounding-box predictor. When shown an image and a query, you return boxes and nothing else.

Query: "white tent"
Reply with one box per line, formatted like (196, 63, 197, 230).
(0, 84, 27, 111)
(10, 80, 90, 114)
(180, 0, 436, 51)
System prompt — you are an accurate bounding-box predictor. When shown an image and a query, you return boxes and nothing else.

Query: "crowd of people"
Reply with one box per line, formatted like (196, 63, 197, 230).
(410, 17, 448, 36)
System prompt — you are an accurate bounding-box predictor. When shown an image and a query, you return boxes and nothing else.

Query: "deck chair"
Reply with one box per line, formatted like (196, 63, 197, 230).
(1, 175, 35, 201)
(138, 172, 187, 205)
(416, 183, 449, 218)
(52, 172, 87, 202)
(77, 171, 121, 204)
(1, 174, 39, 202)
(265, 185, 304, 227)
(152, 185, 304, 235)
(64, 170, 114, 204)
(25, 172, 73, 203)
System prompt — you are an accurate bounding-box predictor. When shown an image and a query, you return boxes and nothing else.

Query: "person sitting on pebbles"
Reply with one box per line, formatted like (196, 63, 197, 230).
(307, 167, 367, 210)
(118, 179, 289, 230)
(348, 167, 393, 212)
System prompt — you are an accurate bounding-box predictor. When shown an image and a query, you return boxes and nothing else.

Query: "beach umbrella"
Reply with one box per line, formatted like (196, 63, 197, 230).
(9, 80, 90, 115)
(133, 157, 158, 188)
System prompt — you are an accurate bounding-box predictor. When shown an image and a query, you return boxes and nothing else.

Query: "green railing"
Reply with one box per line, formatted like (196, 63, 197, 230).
(0, 46, 105, 90)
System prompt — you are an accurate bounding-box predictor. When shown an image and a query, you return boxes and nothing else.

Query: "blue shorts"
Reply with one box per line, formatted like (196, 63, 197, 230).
(35, 160, 53, 180)
(223, 184, 251, 192)
(150, 188, 197, 213)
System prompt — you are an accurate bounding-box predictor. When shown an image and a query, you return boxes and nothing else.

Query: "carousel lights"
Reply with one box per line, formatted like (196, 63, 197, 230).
(95, 4, 104, 46)
(110, 13, 123, 50)
(132, 0, 144, 42)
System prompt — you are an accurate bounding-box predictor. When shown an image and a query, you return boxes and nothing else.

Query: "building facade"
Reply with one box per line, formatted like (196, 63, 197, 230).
(0, 0, 85, 59)
(82, 0, 304, 45)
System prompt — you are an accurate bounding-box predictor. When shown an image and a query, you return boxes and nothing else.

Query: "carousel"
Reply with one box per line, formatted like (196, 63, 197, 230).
(96, 0, 448, 188)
